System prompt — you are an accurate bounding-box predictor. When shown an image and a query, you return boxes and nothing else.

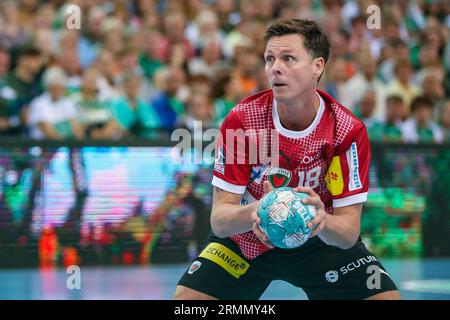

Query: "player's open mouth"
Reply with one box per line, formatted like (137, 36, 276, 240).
(273, 83, 287, 87)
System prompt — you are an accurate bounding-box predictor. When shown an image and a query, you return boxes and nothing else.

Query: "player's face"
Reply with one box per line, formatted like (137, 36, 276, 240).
(264, 34, 323, 104)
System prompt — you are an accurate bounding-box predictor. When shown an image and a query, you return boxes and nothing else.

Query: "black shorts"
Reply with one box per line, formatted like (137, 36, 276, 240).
(177, 235, 397, 300)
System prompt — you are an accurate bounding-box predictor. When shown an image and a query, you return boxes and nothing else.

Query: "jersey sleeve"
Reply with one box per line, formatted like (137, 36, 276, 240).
(212, 110, 251, 194)
(325, 125, 370, 208)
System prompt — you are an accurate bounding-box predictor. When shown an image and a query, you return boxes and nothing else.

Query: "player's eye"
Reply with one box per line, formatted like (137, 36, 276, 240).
(284, 55, 294, 62)
(265, 56, 274, 63)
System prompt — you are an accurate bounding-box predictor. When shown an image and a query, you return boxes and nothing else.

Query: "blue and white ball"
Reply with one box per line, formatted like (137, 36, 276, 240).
(257, 187, 317, 249)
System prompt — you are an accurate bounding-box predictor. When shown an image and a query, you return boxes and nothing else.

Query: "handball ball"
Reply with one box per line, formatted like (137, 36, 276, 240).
(257, 187, 317, 249)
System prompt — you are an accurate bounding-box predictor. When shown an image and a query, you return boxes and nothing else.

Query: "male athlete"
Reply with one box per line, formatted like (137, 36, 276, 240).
(174, 19, 400, 300)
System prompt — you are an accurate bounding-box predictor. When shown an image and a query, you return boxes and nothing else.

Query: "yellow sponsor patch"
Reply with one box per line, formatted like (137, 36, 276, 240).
(199, 243, 250, 279)
(326, 156, 344, 196)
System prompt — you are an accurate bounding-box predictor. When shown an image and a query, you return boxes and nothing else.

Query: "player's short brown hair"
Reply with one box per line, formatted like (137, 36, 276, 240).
(264, 19, 330, 65)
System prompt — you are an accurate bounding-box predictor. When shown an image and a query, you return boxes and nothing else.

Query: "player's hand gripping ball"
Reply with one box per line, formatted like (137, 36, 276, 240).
(257, 187, 317, 249)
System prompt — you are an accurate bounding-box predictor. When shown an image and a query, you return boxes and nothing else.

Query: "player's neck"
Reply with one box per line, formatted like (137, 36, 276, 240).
(277, 91, 320, 132)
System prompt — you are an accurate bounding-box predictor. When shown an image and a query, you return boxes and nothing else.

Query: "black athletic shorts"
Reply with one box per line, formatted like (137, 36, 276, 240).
(177, 235, 397, 300)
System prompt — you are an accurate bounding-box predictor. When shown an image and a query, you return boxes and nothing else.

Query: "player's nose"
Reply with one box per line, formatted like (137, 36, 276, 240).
(271, 59, 283, 75)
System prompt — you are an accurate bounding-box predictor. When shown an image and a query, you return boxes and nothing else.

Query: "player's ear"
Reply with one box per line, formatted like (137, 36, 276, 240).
(313, 57, 325, 78)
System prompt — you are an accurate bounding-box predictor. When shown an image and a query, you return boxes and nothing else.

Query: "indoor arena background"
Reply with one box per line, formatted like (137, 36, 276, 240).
(0, 0, 449, 299)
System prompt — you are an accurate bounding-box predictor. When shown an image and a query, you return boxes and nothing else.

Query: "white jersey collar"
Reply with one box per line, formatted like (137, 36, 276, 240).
(272, 92, 325, 139)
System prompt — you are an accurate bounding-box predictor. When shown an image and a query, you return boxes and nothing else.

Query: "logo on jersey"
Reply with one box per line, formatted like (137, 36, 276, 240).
(187, 261, 202, 274)
(325, 270, 339, 283)
(214, 146, 225, 175)
(346, 142, 362, 191)
(199, 243, 250, 279)
(250, 165, 269, 184)
(325, 156, 344, 196)
(267, 167, 292, 188)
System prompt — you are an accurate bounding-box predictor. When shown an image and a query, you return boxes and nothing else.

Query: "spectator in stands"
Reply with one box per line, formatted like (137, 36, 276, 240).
(222, 16, 253, 59)
(178, 90, 216, 132)
(212, 72, 242, 126)
(347, 15, 370, 55)
(378, 39, 410, 83)
(27, 67, 85, 140)
(188, 38, 226, 79)
(32, 27, 57, 67)
(382, 95, 408, 143)
(70, 69, 114, 139)
(401, 96, 443, 143)
(117, 48, 142, 80)
(354, 90, 383, 142)
(323, 57, 348, 102)
(0, 0, 31, 50)
(386, 58, 421, 111)
(420, 67, 446, 113)
(101, 20, 125, 57)
(185, 8, 225, 52)
(58, 49, 83, 95)
(440, 100, 450, 142)
(189, 74, 212, 97)
(151, 66, 186, 131)
(213, 0, 237, 33)
(0, 46, 10, 80)
(17, 0, 39, 33)
(109, 71, 160, 139)
(0, 46, 43, 135)
(159, 10, 195, 64)
(139, 29, 164, 81)
(115, 47, 155, 102)
(417, 18, 447, 66)
(33, 3, 55, 30)
(78, 6, 105, 69)
(89, 50, 120, 102)
(232, 47, 259, 96)
(342, 53, 386, 119)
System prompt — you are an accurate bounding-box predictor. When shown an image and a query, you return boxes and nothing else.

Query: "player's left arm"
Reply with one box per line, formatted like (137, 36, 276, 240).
(295, 124, 370, 250)
(299, 190, 362, 250)
(320, 203, 362, 249)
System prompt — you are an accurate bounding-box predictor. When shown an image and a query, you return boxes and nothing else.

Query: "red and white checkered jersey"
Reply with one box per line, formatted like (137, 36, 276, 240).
(212, 89, 370, 259)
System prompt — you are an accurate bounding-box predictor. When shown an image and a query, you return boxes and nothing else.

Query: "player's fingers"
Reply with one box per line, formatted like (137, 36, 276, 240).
(293, 186, 318, 197)
(252, 222, 264, 237)
(252, 222, 274, 248)
(307, 211, 326, 229)
(308, 220, 325, 238)
(263, 181, 273, 194)
(262, 239, 274, 249)
(302, 196, 324, 209)
(307, 212, 323, 228)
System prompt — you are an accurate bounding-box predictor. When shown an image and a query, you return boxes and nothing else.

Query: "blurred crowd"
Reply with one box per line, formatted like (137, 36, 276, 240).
(0, 0, 449, 143)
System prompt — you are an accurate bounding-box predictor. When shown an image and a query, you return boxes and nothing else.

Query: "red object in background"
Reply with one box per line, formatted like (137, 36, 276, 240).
(39, 226, 59, 267)
(139, 232, 152, 264)
(62, 247, 79, 267)
(122, 251, 134, 265)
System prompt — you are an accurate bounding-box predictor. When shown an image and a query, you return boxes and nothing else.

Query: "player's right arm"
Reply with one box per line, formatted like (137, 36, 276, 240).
(210, 108, 274, 244)
(210, 186, 258, 238)
(210, 181, 273, 241)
